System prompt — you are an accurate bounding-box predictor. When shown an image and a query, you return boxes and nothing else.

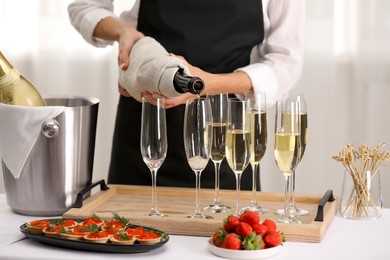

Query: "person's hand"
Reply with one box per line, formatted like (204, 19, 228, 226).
(117, 28, 143, 97)
(118, 82, 131, 97)
(92, 17, 144, 97)
(118, 28, 144, 70)
(142, 92, 194, 109)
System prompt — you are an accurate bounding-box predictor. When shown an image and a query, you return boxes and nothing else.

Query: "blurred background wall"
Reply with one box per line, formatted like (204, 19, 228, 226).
(1, 0, 390, 207)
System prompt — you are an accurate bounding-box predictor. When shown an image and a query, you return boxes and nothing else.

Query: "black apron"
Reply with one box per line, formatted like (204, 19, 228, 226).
(108, 0, 264, 190)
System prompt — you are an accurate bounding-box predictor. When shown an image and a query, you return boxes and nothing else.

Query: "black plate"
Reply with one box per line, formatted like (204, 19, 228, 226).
(20, 219, 169, 253)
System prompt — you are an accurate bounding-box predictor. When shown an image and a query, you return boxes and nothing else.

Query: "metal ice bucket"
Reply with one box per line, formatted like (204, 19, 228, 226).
(2, 97, 99, 216)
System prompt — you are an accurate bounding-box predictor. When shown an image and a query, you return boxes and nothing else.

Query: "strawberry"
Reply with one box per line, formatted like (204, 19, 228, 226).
(252, 223, 268, 236)
(223, 215, 240, 232)
(258, 237, 266, 249)
(212, 228, 226, 247)
(235, 222, 253, 238)
(220, 233, 242, 250)
(242, 232, 265, 250)
(263, 230, 285, 248)
(239, 210, 260, 226)
(262, 219, 277, 232)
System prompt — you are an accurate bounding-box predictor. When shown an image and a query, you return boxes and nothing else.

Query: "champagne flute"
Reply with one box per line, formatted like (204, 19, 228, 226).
(274, 95, 301, 224)
(184, 96, 213, 219)
(203, 94, 231, 213)
(242, 92, 268, 214)
(225, 97, 251, 216)
(276, 94, 308, 217)
(291, 94, 309, 216)
(140, 97, 168, 217)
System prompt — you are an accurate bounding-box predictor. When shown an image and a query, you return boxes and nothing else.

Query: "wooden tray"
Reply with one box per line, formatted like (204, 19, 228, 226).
(63, 185, 338, 243)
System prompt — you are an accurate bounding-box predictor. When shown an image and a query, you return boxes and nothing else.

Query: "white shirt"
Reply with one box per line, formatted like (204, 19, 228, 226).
(68, 0, 305, 105)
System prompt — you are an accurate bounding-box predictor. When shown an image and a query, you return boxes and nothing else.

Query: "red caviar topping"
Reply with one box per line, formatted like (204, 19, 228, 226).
(73, 225, 90, 233)
(113, 233, 134, 241)
(29, 220, 50, 228)
(86, 231, 109, 239)
(103, 220, 123, 231)
(59, 220, 77, 227)
(45, 225, 62, 233)
(126, 227, 145, 237)
(81, 218, 103, 226)
(138, 230, 160, 239)
(104, 229, 116, 235)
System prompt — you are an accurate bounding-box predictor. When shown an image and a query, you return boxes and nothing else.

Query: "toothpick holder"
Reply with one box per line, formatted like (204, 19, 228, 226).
(339, 169, 383, 220)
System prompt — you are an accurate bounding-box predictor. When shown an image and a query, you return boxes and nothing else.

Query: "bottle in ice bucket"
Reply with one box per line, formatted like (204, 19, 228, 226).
(0, 51, 45, 106)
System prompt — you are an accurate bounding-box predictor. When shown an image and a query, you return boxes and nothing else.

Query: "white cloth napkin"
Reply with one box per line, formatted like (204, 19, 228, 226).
(0, 103, 65, 179)
(119, 36, 191, 101)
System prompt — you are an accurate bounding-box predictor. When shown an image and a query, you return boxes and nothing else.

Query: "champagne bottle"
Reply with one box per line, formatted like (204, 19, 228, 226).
(0, 51, 46, 106)
(173, 69, 205, 95)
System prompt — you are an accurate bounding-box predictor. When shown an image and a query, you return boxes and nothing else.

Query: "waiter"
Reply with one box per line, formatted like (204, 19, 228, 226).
(68, 0, 305, 190)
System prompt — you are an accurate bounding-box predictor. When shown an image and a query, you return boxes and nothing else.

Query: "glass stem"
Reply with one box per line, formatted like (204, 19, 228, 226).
(150, 168, 158, 212)
(290, 170, 297, 209)
(213, 161, 222, 204)
(195, 170, 202, 215)
(250, 163, 258, 204)
(235, 173, 242, 215)
(284, 174, 292, 219)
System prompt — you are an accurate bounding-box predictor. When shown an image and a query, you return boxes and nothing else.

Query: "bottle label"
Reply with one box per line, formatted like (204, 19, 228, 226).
(0, 69, 21, 87)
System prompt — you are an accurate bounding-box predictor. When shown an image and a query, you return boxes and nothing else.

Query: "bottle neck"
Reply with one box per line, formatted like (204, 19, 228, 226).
(0, 69, 20, 88)
(0, 51, 14, 77)
(173, 69, 204, 95)
(0, 52, 19, 88)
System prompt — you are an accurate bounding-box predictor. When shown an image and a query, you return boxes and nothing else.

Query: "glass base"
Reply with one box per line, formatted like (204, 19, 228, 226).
(275, 218, 302, 224)
(276, 207, 309, 217)
(339, 207, 383, 220)
(187, 212, 213, 219)
(203, 203, 231, 213)
(242, 203, 269, 214)
(146, 211, 167, 217)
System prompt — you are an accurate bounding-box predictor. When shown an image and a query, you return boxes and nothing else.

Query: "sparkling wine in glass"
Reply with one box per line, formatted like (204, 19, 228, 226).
(203, 94, 231, 213)
(291, 94, 308, 216)
(184, 96, 213, 219)
(242, 92, 268, 214)
(140, 97, 167, 217)
(277, 94, 309, 217)
(274, 95, 301, 224)
(225, 97, 251, 216)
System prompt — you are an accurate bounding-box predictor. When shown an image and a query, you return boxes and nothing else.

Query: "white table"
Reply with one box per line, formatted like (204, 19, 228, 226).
(0, 193, 389, 260)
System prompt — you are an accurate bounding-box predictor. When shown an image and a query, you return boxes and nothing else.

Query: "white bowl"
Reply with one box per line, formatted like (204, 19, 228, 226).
(208, 239, 282, 259)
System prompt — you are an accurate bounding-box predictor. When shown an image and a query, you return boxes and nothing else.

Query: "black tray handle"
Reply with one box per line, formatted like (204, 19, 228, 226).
(314, 190, 335, 222)
(73, 179, 110, 208)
